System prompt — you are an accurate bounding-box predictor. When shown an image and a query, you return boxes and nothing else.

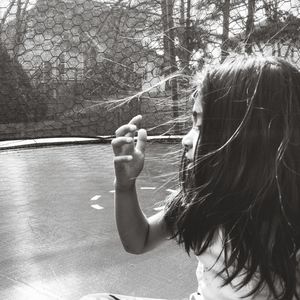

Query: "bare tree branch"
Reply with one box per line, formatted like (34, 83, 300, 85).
(0, 0, 16, 33)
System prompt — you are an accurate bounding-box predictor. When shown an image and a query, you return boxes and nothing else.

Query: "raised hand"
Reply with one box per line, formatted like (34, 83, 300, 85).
(111, 115, 147, 190)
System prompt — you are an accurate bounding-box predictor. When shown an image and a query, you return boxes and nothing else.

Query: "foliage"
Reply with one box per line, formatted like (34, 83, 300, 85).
(0, 43, 47, 123)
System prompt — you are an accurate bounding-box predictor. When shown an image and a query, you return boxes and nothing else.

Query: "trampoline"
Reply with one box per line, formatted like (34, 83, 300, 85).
(0, 142, 197, 300)
(1, 0, 299, 299)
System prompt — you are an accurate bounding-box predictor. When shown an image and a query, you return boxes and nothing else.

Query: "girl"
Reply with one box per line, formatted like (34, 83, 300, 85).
(82, 56, 300, 300)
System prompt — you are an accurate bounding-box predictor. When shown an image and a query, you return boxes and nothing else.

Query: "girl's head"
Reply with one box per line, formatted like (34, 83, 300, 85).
(166, 56, 300, 300)
(183, 56, 300, 176)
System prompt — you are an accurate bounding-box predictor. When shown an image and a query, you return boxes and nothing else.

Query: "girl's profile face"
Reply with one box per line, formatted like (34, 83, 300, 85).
(182, 93, 202, 167)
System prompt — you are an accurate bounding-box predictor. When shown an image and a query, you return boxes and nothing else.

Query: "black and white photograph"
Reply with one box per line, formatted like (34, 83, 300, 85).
(0, 1, 300, 299)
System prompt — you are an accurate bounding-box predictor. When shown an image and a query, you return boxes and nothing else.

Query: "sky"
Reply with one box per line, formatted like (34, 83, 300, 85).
(0, 0, 299, 21)
(0, 0, 37, 18)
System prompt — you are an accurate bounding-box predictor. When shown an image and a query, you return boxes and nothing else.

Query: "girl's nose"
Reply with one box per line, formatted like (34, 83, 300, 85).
(182, 130, 193, 151)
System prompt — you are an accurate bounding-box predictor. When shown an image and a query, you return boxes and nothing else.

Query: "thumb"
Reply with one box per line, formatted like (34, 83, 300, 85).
(136, 128, 147, 154)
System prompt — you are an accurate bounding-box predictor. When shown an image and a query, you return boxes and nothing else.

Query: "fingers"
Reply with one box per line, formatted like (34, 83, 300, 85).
(115, 115, 143, 138)
(115, 124, 137, 138)
(128, 114, 142, 126)
(136, 128, 147, 154)
(112, 115, 146, 159)
(111, 136, 134, 156)
(111, 136, 133, 148)
(114, 155, 133, 163)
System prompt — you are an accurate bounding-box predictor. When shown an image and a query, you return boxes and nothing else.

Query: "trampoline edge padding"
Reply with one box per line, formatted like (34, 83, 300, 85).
(0, 136, 183, 150)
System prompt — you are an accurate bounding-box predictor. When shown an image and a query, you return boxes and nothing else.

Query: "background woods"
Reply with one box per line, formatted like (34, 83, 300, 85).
(0, 0, 300, 139)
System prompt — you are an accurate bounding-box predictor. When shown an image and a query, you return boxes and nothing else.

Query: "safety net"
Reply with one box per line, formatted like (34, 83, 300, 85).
(0, 0, 299, 140)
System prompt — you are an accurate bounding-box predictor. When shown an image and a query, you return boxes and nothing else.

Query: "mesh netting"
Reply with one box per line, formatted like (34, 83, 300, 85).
(0, 0, 299, 140)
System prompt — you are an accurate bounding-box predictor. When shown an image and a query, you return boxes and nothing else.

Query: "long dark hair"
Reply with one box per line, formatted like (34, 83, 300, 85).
(164, 56, 300, 299)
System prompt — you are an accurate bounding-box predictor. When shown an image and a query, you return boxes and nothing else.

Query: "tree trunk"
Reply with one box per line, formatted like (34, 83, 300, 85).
(161, 0, 180, 134)
(179, 0, 192, 72)
(14, 0, 24, 59)
(221, 0, 230, 62)
(245, 0, 255, 54)
(185, 0, 192, 71)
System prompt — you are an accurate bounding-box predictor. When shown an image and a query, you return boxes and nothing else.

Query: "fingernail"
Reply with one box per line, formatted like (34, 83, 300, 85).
(127, 137, 132, 143)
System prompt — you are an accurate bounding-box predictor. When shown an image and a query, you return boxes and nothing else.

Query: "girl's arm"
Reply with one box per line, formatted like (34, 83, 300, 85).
(115, 186, 169, 254)
(112, 115, 170, 254)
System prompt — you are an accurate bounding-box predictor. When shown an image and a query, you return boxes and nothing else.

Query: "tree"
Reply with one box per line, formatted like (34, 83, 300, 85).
(0, 0, 30, 58)
(0, 44, 47, 123)
(221, 0, 230, 61)
(245, 0, 256, 54)
(160, 0, 180, 133)
(0, 0, 16, 35)
(177, 0, 193, 71)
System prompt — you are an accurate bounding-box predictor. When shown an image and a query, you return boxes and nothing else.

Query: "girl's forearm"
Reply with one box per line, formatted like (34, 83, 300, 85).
(114, 184, 149, 254)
